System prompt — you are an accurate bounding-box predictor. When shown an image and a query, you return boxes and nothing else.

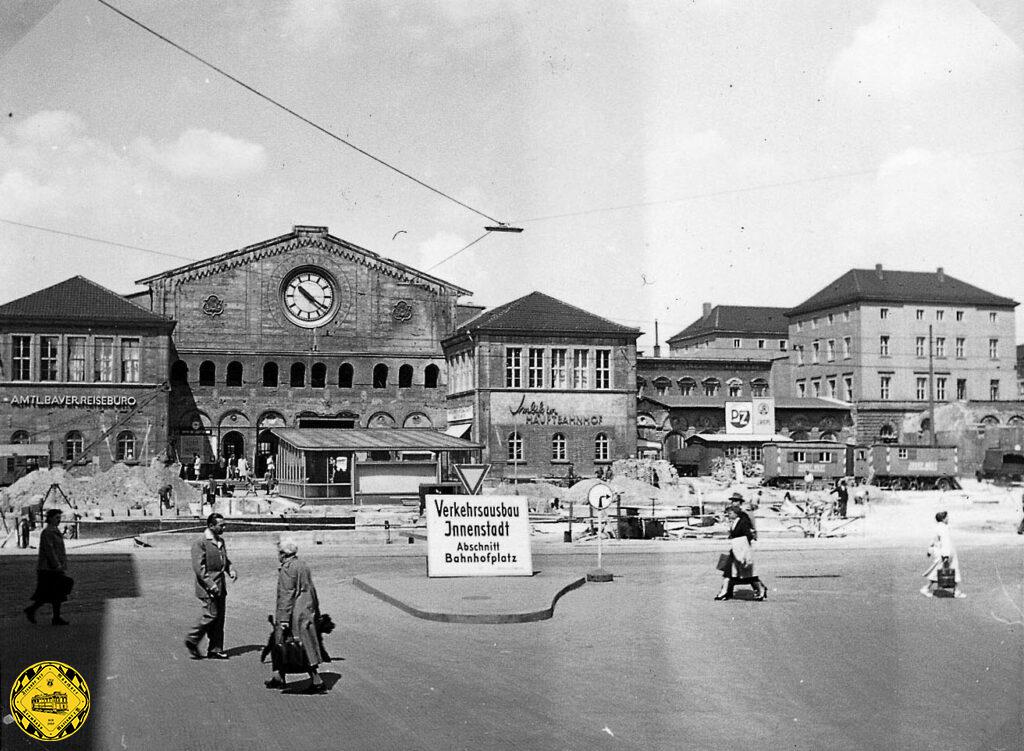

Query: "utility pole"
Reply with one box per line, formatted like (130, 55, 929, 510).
(928, 324, 937, 447)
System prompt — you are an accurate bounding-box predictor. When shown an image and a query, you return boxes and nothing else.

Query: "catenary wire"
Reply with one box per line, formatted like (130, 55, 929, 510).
(0, 218, 198, 262)
(425, 231, 492, 271)
(93, 0, 505, 226)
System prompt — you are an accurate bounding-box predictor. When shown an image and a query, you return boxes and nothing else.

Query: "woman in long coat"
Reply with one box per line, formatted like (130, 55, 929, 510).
(921, 510, 965, 598)
(266, 537, 326, 693)
(24, 509, 73, 625)
(714, 499, 768, 601)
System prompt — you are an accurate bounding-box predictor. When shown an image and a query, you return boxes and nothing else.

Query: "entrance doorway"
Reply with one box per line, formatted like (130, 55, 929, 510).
(255, 429, 279, 478)
(221, 431, 245, 465)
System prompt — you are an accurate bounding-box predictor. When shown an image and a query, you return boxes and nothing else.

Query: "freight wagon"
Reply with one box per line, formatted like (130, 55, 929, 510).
(761, 441, 869, 489)
(868, 444, 960, 490)
(0, 443, 51, 487)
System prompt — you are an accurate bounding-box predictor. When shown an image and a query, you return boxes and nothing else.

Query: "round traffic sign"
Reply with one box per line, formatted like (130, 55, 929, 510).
(587, 483, 614, 510)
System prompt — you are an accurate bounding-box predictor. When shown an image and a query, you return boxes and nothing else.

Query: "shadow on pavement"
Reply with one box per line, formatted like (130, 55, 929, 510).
(1, 554, 139, 751)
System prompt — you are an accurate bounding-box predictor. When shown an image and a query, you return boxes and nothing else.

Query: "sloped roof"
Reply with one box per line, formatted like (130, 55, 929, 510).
(667, 306, 789, 343)
(447, 291, 640, 338)
(0, 276, 174, 328)
(787, 268, 1017, 317)
(272, 428, 482, 451)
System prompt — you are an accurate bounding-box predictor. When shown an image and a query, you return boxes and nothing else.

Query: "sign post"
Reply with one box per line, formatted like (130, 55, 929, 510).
(586, 483, 614, 583)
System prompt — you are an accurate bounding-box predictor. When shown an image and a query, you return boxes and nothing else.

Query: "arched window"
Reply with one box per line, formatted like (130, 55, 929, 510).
(653, 377, 671, 396)
(551, 433, 566, 462)
(789, 429, 810, 441)
(878, 424, 896, 443)
(398, 364, 413, 388)
(819, 431, 838, 442)
(170, 360, 189, 383)
(199, 361, 216, 386)
(116, 430, 136, 461)
(678, 378, 697, 396)
(263, 362, 278, 387)
(751, 379, 769, 397)
(290, 363, 305, 388)
(507, 432, 523, 463)
(594, 433, 609, 462)
(226, 361, 243, 387)
(65, 431, 84, 462)
(11, 430, 30, 444)
(373, 364, 389, 389)
(311, 363, 327, 389)
(727, 378, 743, 397)
(338, 363, 354, 388)
(424, 364, 440, 389)
(702, 378, 720, 396)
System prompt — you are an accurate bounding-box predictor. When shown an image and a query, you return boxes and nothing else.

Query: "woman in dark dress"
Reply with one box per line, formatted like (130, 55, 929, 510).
(24, 509, 73, 625)
(714, 497, 768, 601)
(265, 537, 326, 693)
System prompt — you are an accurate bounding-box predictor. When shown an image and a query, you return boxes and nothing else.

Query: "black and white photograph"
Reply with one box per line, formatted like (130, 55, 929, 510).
(2, 1, 1023, 749)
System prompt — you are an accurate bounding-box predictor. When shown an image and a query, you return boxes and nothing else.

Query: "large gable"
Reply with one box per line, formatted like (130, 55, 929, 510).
(0, 276, 174, 328)
(450, 291, 640, 338)
(787, 266, 1017, 317)
(667, 305, 789, 343)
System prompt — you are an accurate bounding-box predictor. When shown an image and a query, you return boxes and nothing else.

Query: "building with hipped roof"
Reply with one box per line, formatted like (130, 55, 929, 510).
(0, 276, 176, 470)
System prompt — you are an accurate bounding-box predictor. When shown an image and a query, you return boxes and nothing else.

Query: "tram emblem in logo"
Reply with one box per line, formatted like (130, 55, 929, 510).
(202, 294, 225, 317)
(9, 661, 90, 741)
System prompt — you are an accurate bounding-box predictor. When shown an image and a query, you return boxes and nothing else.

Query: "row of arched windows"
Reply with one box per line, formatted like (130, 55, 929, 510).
(506, 432, 611, 463)
(10, 429, 136, 462)
(643, 376, 770, 398)
(172, 360, 440, 389)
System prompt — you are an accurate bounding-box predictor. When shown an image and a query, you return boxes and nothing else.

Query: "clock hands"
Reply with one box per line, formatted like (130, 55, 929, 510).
(296, 284, 329, 310)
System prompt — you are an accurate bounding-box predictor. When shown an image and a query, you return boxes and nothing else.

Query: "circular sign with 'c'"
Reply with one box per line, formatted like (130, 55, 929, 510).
(588, 483, 614, 510)
(9, 661, 91, 741)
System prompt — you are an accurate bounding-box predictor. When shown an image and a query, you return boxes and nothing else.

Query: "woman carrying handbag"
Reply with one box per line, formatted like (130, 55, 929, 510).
(714, 495, 768, 602)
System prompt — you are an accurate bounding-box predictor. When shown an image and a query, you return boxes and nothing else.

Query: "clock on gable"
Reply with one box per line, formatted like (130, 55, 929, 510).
(281, 266, 339, 327)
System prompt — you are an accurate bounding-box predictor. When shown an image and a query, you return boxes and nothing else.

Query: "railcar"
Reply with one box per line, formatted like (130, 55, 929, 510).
(761, 441, 869, 489)
(868, 444, 960, 490)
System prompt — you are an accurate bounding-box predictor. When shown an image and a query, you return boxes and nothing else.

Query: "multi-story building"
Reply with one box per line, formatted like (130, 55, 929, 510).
(0, 276, 175, 469)
(441, 292, 640, 481)
(786, 264, 1018, 443)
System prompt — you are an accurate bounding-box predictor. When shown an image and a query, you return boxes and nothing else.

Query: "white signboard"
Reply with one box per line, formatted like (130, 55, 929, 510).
(725, 401, 753, 434)
(425, 495, 533, 577)
(752, 397, 776, 435)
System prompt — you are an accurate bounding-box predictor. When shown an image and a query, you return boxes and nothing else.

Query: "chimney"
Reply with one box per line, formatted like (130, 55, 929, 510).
(875, 263, 883, 279)
(653, 320, 661, 358)
(702, 302, 712, 317)
(936, 266, 945, 282)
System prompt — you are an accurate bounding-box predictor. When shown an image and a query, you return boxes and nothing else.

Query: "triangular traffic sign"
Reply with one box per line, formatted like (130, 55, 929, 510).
(454, 464, 490, 495)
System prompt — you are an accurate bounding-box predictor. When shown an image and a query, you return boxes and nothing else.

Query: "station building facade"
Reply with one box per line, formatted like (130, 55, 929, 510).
(132, 225, 472, 475)
(441, 292, 640, 482)
(0, 276, 175, 470)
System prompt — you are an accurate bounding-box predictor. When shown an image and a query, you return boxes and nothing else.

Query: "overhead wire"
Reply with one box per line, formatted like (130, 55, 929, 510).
(425, 231, 493, 272)
(0, 218, 198, 262)
(93, 0, 506, 226)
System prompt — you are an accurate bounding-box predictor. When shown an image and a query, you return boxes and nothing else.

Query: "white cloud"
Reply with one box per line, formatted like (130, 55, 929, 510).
(132, 129, 266, 180)
(281, 0, 347, 47)
(830, 1, 1022, 97)
(12, 110, 85, 144)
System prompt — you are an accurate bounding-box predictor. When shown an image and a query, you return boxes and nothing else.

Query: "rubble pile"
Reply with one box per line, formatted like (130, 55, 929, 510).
(710, 456, 763, 484)
(611, 458, 680, 487)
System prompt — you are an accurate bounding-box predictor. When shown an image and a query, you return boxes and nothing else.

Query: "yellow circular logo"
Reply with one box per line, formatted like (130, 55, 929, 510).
(9, 661, 90, 742)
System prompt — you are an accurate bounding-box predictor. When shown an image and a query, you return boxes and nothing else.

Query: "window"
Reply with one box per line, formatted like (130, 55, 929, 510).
(779, 339, 787, 351)
(956, 310, 964, 321)
(116, 430, 136, 462)
(654, 377, 670, 396)
(880, 375, 891, 400)
(226, 361, 243, 387)
(797, 381, 806, 398)
(879, 336, 890, 356)
(372, 363, 387, 388)
(507, 432, 523, 463)
(291, 362, 306, 387)
(39, 336, 58, 381)
(843, 310, 851, 322)
(751, 379, 769, 397)
(595, 349, 611, 389)
(550, 349, 567, 389)
(170, 360, 188, 383)
(934, 337, 945, 358)
(67, 337, 87, 382)
(594, 433, 609, 462)
(842, 336, 851, 359)
(936, 377, 947, 401)
(551, 433, 566, 462)
(916, 309, 924, 320)
(956, 379, 967, 400)
(811, 318, 818, 329)
(398, 364, 413, 389)
(728, 380, 742, 397)
(312, 362, 328, 389)
(955, 337, 965, 358)
(827, 377, 837, 398)
(819, 451, 833, 462)
(792, 451, 807, 462)
(679, 378, 696, 396)
(827, 313, 834, 325)
(880, 308, 889, 319)
(703, 378, 720, 397)
(12, 335, 31, 380)
(732, 338, 741, 348)
(898, 448, 909, 460)
(338, 363, 353, 388)
(11, 430, 29, 444)
(527, 349, 544, 388)
(120, 339, 140, 382)
(795, 345, 804, 366)
(826, 339, 835, 361)
(935, 310, 944, 321)
(263, 362, 279, 387)
(757, 339, 765, 349)
(505, 348, 522, 388)
(916, 337, 926, 357)
(796, 321, 803, 332)
(989, 312, 996, 323)
(811, 379, 821, 397)
(990, 379, 1000, 400)
(843, 376, 853, 400)
(424, 364, 439, 389)
(989, 339, 999, 359)
(812, 341, 820, 363)
(572, 350, 589, 389)
(916, 377, 928, 400)
(65, 431, 83, 462)
(198, 360, 216, 387)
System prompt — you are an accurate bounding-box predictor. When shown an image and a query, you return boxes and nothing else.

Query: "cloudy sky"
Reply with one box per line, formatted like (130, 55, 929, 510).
(1, 0, 1022, 349)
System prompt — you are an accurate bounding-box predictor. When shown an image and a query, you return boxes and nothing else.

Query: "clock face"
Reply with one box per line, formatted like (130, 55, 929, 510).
(281, 267, 338, 327)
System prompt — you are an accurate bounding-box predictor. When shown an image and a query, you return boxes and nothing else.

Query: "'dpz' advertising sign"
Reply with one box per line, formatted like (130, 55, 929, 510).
(425, 495, 533, 577)
(726, 401, 753, 434)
